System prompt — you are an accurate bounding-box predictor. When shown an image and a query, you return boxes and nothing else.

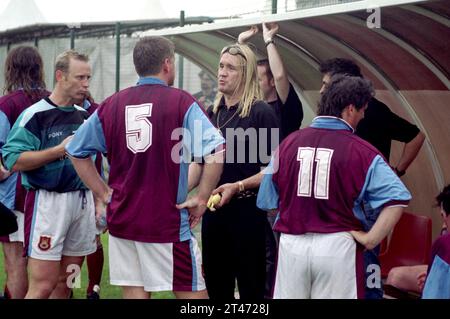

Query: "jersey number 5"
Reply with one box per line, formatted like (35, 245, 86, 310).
(297, 147, 333, 199)
(125, 103, 153, 153)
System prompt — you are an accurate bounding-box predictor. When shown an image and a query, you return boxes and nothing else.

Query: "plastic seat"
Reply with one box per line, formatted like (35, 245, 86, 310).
(379, 212, 432, 278)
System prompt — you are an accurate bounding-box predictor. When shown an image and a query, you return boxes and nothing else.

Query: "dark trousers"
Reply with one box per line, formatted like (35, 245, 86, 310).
(202, 197, 269, 299)
(265, 214, 278, 298)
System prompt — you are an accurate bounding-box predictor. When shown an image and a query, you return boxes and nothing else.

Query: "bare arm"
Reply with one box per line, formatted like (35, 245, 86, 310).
(69, 156, 112, 205)
(12, 135, 72, 172)
(0, 163, 11, 181)
(237, 25, 258, 44)
(263, 22, 290, 103)
(351, 206, 404, 250)
(188, 162, 203, 192)
(176, 151, 224, 227)
(395, 131, 425, 174)
(213, 170, 264, 208)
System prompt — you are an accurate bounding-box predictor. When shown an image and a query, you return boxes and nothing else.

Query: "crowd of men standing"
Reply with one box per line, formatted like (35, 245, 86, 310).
(2, 22, 446, 300)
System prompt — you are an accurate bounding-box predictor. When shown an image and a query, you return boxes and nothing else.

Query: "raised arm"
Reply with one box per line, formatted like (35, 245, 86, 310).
(262, 22, 290, 103)
(237, 25, 258, 45)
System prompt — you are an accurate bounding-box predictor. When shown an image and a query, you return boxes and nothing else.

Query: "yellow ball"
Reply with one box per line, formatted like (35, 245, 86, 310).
(210, 194, 221, 205)
(207, 193, 222, 211)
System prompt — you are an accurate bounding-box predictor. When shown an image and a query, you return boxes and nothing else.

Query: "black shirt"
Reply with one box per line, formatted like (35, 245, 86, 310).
(356, 97, 420, 161)
(268, 83, 303, 141)
(207, 98, 280, 186)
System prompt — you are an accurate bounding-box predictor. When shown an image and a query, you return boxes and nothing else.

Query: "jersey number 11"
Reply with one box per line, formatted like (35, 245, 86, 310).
(297, 147, 333, 200)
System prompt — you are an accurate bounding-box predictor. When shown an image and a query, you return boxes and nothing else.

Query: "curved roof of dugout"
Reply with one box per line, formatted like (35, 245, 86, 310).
(146, 0, 449, 238)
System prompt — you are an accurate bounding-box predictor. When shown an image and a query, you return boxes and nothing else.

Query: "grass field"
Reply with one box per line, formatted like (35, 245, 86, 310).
(0, 233, 177, 299)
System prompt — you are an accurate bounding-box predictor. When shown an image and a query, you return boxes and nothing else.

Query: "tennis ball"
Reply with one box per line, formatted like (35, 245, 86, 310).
(207, 193, 222, 211)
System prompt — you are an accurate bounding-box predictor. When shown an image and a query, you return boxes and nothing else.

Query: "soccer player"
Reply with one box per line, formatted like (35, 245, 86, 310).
(257, 75, 411, 298)
(2, 50, 97, 299)
(73, 91, 105, 300)
(0, 46, 49, 299)
(319, 58, 425, 299)
(386, 184, 450, 298)
(66, 36, 224, 299)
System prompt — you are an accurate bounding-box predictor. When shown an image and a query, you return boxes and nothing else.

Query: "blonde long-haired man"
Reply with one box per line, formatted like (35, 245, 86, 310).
(189, 44, 280, 299)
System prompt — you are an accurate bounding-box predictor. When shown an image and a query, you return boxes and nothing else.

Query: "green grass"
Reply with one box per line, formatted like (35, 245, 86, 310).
(0, 233, 176, 299)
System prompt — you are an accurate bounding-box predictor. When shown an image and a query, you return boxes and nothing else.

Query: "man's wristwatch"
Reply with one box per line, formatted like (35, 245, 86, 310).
(265, 38, 275, 47)
(395, 167, 406, 177)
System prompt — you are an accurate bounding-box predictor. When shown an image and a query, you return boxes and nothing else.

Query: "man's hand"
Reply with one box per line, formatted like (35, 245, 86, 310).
(350, 230, 372, 250)
(176, 196, 208, 228)
(417, 270, 427, 291)
(211, 183, 240, 208)
(0, 164, 11, 181)
(238, 25, 258, 44)
(262, 22, 279, 43)
(59, 135, 74, 158)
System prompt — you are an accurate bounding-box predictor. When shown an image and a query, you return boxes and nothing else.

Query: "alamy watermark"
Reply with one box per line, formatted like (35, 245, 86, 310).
(168, 120, 280, 174)
(366, 5, 381, 29)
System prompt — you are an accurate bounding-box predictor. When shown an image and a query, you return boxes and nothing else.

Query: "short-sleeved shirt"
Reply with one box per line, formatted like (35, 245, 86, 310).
(257, 116, 411, 234)
(2, 97, 89, 192)
(428, 233, 450, 267)
(422, 233, 450, 298)
(268, 83, 303, 141)
(1, 90, 48, 210)
(207, 98, 280, 186)
(356, 98, 420, 160)
(66, 77, 225, 244)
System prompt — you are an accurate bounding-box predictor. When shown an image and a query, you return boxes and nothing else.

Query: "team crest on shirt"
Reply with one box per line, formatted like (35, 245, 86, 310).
(38, 236, 52, 251)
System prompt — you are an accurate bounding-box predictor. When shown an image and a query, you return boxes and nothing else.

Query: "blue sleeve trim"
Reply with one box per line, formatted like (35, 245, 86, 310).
(0, 111, 10, 153)
(66, 111, 107, 157)
(353, 155, 411, 229)
(257, 159, 279, 211)
(422, 255, 450, 299)
(183, 102, 224, 160)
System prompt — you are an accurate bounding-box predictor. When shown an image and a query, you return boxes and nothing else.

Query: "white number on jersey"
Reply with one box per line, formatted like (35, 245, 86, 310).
(297, 147, 334, 199)
(125, 103, 152, 153)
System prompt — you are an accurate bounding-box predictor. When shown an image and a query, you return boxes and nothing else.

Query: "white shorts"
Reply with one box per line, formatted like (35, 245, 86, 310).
(7, 210, 25, 243)
(273, 232, 360, 299)
(27, 189, 97, 261)
(109, 234, 205, 292)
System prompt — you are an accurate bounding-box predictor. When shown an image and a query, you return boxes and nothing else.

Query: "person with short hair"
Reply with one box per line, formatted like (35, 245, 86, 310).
(319, 58, 425, 299)
(193, 70, 217, 110)
(257, 75, 411, 298)
(2, 50, 96, 299)
(72, 90, 105, 300)
(0, 46, 49, 299)
(386, 185, 450, 298)
(66, 36, 225, 299)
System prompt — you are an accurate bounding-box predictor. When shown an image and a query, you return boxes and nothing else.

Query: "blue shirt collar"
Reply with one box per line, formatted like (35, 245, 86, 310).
(311, 116, 355, 133)
(137, 77, 167, 86)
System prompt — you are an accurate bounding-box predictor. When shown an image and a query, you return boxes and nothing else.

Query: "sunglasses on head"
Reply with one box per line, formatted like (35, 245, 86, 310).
(222, 46, 247, 61)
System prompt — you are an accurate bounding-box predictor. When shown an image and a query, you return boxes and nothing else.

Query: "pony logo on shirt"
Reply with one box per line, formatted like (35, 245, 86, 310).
(48, 131, 63, 139)
(38, 235, 52, 251)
